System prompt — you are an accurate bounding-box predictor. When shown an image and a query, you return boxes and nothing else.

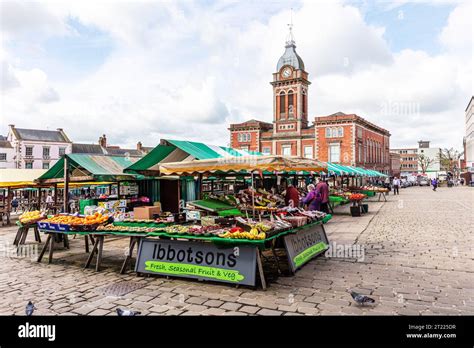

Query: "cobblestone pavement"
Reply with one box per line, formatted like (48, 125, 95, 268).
(0, 186, 472, 316)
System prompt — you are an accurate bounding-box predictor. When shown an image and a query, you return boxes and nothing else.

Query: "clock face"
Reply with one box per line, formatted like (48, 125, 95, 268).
(282, 67, 292, 78)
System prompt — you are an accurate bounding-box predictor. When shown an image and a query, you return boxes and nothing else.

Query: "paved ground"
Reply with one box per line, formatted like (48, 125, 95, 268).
(0, 186, 472, 316)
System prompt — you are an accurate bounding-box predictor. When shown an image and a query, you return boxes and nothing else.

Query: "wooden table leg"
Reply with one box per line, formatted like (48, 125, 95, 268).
(13, 227, 23, 246)
(48, 232, 55, 264)
(20, 227, 30, 244)
(37, 234, 51, 262)
(84, 235, 90, 253)
(271, 239, 282, 275)
(34, 226, 41, 243)
(84, 236, 100, 269)
(120, 237, 137, 274)
(95, 236, 104, 272)
(256, 248, 267, 290)
(63, 234, 70, 249)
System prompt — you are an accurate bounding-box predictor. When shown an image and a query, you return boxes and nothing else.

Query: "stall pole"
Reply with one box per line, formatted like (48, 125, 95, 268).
(63, 156, 69, 213)
(6, 186, 11, 224)
(54, 183, 58, 213)
(251, 172, 255, 218)
(197, 174, 203, 200)
(39, 187, 43, 211)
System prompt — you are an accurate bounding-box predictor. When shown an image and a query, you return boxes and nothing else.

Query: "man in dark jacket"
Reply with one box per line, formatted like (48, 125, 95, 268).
(285, 184, 300, 207)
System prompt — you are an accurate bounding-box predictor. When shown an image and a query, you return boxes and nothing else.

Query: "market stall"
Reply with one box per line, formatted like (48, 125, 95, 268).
(132, 155, 332, 288)
(0, 169, 47, 225)
(36, 154, 148, 215)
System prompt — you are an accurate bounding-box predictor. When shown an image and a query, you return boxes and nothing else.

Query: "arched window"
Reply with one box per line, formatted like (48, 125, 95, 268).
(331, 128, 338, 137)
(338, 127, 343, 137)
(279, 91, 286, 119)
(287, 90, 294, 118)
(326, 127, 331, 138)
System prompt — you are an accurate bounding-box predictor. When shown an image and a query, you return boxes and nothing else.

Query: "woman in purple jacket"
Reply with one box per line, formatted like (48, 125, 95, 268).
(302, 184, 321, 211)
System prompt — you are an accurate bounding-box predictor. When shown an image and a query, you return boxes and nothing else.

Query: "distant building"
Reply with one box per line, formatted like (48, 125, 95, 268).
(465, 96, 474, 172)
(228, 28, 391, 173)
(6, 125, 72, 169)
(391, 140, 441, 178)
(390, 152, 401, 177)
(72, 134, 152, 157)
(0, 135, 15, 169)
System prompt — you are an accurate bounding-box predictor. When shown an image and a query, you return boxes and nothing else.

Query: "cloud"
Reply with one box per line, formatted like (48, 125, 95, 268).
(0, 0, 471, 151)
(1, 62, 20, 91)
(0, 1, 69, 41)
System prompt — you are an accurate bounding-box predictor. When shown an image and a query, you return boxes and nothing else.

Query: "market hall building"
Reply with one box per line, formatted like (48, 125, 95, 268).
(229, 31, 391, 174)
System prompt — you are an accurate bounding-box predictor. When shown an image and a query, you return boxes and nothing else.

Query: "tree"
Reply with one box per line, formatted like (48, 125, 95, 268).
(418, 154, 435, 174)
(438, 148, 462, 174)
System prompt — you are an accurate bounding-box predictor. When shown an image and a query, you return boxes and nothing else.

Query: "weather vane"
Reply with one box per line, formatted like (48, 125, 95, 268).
(286, 7, 295, 45)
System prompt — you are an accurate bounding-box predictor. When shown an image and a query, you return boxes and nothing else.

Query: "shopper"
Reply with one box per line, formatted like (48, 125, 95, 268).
(46, 193, 54, 210)
(11, 196, 19, 213)
(431, 178, 438, 191)
(285, 183, 300, 208)
(316, 178, 330, 213)
(392, 177, 400, 195)
(302, 184, 321, 211)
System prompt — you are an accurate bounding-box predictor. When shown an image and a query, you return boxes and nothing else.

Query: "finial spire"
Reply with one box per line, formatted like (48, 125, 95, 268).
(286, 8, 295, 46)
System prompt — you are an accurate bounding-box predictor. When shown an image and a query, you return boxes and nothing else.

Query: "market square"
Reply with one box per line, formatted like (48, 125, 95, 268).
(0, 185, 472, 316)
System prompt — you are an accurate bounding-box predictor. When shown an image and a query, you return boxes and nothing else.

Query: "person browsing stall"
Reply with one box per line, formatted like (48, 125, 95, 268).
(302, 184, 321, 211)
(285, 183, 300, 208)
(315, 178, 330, 213)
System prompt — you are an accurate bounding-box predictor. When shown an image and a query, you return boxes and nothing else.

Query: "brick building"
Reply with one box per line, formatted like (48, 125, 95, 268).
(390, 152, 401, 177)
(391, 140, 441, 178)
(229, 28, 391, 173)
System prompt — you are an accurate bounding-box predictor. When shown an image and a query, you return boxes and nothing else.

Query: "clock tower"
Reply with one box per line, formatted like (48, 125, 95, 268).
(270, 25, 311, 136)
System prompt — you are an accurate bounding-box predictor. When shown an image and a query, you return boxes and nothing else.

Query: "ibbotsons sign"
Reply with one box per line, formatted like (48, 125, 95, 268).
(135, 239, 257, 286)
(283, 224, 329, 273)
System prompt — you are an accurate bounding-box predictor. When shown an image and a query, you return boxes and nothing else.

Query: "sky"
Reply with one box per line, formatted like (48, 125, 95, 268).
(0, 0, 472, 150)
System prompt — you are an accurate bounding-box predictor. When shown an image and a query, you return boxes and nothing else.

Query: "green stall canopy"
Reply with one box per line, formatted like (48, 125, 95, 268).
(36, 154, 146, 183)
(125, 139, 262, 176)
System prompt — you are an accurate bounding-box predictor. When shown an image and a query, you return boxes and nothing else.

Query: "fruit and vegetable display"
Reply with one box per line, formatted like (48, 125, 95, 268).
(43, 212, 110, 225)
(96, 224, 161, 233)
(207, 188, 285, 210)
(349, 193, 366, 201)
(349, 186, 389, 193)
(19, 211, 46, 225)
(217, 221, 269, 240)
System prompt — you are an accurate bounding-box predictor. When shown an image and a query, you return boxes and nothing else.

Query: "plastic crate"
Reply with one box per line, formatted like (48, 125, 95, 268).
(37, 221, 50, 230)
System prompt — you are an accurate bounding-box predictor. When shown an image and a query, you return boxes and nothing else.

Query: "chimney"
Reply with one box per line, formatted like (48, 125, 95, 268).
(57, 128, 63, 131)
(8, 124, 15, 129)
(99, 134, 107, 148)
(137, 141, 143, 151)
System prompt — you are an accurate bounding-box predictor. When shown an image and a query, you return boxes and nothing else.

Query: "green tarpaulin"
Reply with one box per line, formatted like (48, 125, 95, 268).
(37, 154, 145, 183)
(124, 139, 262, 175)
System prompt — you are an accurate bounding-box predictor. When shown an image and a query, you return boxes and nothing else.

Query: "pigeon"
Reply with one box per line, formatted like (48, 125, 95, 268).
(348, 290, 376, 306)
(116, 308, 141, 316)
(25, 301, 37, 316)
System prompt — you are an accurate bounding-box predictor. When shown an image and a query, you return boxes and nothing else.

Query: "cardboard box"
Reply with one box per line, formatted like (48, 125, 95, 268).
(133, 206, 161, 219)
